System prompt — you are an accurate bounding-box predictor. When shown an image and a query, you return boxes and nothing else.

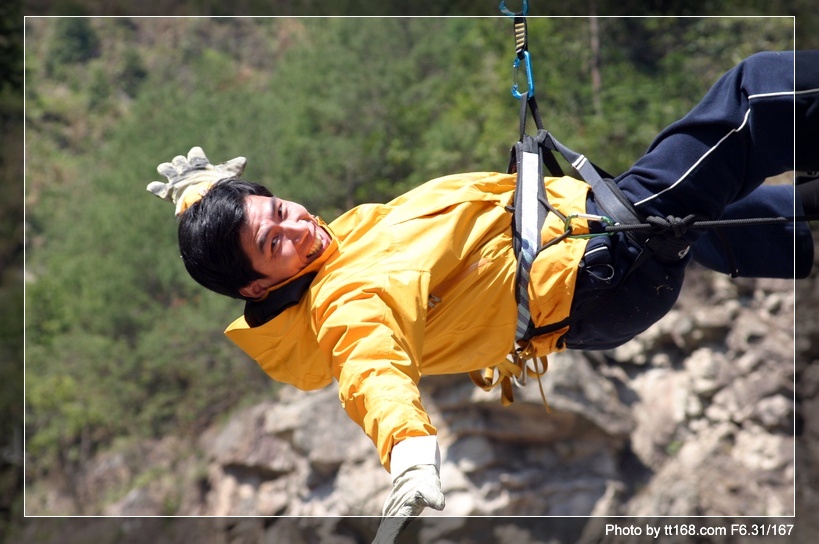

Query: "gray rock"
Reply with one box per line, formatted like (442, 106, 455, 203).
(70, 264, 812, 542)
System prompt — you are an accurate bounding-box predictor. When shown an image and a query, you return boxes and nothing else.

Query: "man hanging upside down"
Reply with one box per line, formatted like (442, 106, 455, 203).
(147, 50, 818, 537)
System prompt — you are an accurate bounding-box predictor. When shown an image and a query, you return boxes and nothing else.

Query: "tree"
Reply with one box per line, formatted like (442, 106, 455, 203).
(45, 18, 100, 76)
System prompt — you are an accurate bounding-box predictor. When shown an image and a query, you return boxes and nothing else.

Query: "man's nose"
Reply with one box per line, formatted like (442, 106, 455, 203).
(281, 219, 308, 241)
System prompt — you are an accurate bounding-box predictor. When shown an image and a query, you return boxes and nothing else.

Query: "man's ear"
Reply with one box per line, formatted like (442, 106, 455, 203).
(239, 280, 269, 299)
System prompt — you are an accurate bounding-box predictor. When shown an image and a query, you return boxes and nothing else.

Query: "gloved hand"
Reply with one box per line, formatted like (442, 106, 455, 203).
(146, 146, 247, 216)
(381, 464, 445, 518)
(372, 436, 445, 544)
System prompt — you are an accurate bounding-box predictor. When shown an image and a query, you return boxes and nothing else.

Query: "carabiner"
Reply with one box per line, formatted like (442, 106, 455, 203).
(499, 0, 528, 18)
(564, 213, 616, 238)
(511, 50, 535, 99)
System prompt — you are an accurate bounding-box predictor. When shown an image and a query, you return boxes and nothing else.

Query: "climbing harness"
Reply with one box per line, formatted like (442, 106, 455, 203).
(472, 2, 815, 407)
(471, 1, 571, 407)
(473, 1, 623, 406)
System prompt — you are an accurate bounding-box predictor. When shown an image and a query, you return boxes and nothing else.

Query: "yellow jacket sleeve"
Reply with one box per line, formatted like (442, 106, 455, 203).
(315, 269, 437, 472)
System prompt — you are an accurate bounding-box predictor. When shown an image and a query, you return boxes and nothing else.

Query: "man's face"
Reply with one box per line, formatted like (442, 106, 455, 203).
(238, 194, 331, 298)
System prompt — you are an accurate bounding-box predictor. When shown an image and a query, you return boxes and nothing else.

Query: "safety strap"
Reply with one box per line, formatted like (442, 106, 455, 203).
(468, 95, 569, 406)
(509, 133, 549, 342)
(508, 96, 646, 337)
(487, 11, 695, 402)
(536, 129, 645, 246)
(475, 94, 654, 405)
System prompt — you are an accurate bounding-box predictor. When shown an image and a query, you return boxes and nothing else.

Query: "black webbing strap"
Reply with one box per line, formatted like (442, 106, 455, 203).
(536, 129, 645, 246)
(513, 95, 562, 177)
(517, 96, 645, 241)
(509, 95, 671, 344)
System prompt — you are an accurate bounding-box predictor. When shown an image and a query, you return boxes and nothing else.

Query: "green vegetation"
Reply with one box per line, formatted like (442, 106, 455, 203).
(1, 0, 23, 532)
(24, 16, 793, 512)
(44, 18, 100, 75)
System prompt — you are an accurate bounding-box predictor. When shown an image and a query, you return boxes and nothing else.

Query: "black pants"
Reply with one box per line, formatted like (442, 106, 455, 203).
(564, 51, 818, 350)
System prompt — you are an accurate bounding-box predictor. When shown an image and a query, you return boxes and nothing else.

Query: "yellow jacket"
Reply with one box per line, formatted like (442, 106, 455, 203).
(225, 172, 591, 471)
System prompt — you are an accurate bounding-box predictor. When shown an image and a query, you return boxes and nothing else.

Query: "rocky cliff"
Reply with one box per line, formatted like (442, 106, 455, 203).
(24, 260, 817, 543)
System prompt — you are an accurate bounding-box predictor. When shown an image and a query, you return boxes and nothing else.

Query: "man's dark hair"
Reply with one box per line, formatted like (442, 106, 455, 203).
(178, 178, 273, 299)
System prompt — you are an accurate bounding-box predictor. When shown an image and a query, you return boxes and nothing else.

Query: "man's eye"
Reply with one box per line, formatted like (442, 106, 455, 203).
(278, 203, 284, 218)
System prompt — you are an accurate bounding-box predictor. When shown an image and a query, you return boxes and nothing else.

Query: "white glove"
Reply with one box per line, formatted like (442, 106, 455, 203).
(372, 436, 445, 544)
(381, 464, 445, 518)
(146, 146, 247, 216)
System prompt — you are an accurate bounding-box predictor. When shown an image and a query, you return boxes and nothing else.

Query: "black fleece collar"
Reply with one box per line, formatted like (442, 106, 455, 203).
(243, 272, 317, 327)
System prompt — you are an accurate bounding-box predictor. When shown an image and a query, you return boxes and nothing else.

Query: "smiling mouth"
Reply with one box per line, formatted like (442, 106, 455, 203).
(307, 238, 322, 258)
(306, 227, 323, 258)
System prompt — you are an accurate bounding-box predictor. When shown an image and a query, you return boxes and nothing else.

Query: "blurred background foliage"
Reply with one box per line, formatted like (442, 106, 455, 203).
(17, 10, 801, 515)
(2, 0, 23, 532)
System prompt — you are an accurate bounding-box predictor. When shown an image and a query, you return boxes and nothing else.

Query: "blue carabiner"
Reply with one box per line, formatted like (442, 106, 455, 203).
(512, 50, 535, 99)
(499, 0, 528, 18)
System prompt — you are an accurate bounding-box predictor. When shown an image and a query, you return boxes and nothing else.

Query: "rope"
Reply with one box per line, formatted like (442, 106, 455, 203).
(599, 214, 819, 237)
